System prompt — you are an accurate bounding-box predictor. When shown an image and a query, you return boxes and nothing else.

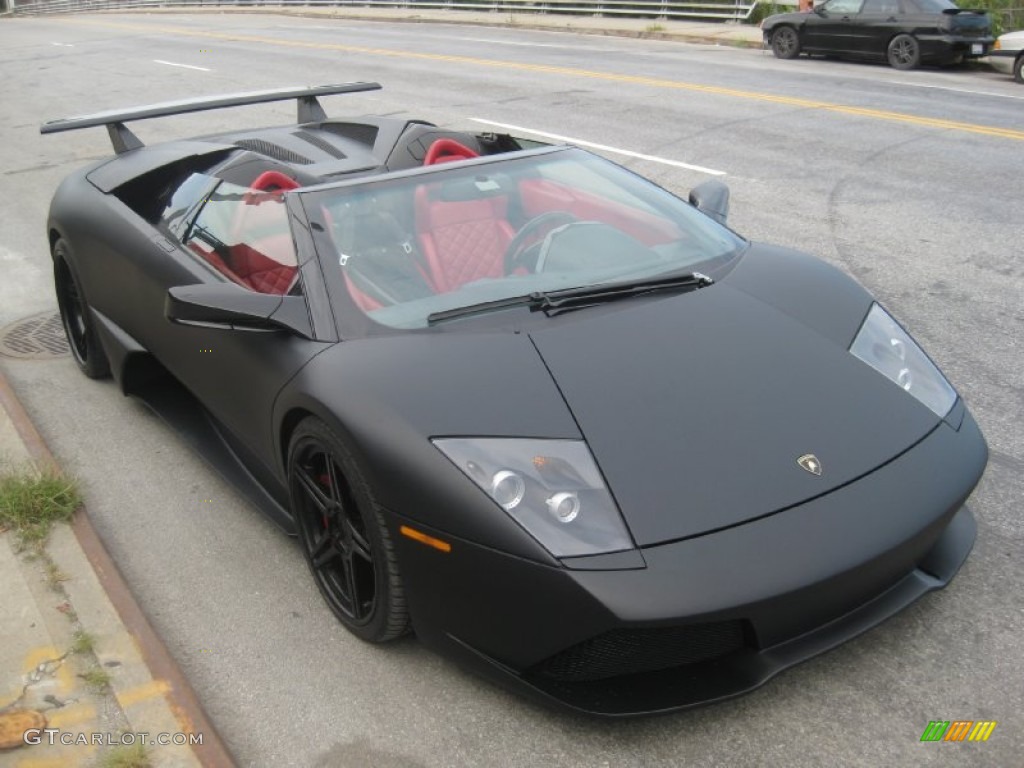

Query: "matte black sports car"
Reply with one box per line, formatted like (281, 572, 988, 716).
(763, 0, 993, 70)
(42, 83, 987, 716)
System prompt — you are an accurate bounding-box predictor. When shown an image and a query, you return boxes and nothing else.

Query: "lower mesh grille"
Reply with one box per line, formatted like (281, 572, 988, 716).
(534, 621, 746, 682)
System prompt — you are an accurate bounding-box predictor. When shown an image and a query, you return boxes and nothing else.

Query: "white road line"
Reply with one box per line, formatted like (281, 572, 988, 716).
(153, 59, 211, 72)
(51, 42, 75, 47)
(889, 80, 1024, 101)
(469, 118, 726, 176)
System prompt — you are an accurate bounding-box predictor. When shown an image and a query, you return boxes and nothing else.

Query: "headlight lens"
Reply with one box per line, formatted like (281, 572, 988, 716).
(849, 303, 956, 417)
(432, 438, 633, 558)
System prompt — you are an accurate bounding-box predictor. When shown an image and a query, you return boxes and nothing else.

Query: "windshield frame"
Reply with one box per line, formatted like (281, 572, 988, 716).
(298, 145, 746, 338)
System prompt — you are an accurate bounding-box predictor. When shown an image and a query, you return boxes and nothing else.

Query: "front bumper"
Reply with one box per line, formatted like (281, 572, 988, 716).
(987, 49, 1019, 75)
(393, 408, 986, 716)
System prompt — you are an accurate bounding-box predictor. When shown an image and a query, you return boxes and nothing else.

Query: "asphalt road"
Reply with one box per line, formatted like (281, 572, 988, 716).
(1, 11, 1022, 768)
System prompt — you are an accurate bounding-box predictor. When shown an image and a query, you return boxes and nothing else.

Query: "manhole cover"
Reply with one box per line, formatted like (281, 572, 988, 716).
(0, 312, 69, 360)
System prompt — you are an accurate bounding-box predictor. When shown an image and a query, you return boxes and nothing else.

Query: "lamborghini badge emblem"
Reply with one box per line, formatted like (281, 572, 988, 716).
(797, 454, 822, 476)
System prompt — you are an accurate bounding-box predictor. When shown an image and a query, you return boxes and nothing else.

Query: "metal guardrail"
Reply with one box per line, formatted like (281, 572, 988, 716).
(7, 0, 763, 23)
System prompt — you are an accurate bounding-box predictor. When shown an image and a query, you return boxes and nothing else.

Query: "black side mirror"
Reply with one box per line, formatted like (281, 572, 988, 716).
(165, 283, 312, 338)
(688, 180, 730, 226)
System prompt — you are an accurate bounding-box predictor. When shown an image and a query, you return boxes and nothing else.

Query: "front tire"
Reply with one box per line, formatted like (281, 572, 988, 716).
(1014, 54, 1023, 84)
(887, 34, 920, 70)
(288, 417, 408, 643)
(53, 240, 110, 379)
(771, 26, 801, 60)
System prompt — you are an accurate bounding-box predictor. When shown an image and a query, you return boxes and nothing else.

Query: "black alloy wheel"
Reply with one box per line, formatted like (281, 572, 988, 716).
(53, 240, 110, 379)
(771, 27, 801, 60)
(887, 34, 921, 70)
(288, 418, 408, 642)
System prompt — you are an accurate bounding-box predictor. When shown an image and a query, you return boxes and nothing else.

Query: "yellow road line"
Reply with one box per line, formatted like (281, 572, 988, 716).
(46, 702, 97, 729)
(115, 678, 170, 708)
(16, 757, 91, 768)
(61, 17, 1024, 142)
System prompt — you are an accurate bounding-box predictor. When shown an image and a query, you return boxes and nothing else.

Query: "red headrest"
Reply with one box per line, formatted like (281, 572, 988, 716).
(250, 170, 301, 192)
(424, 138, 479, 166)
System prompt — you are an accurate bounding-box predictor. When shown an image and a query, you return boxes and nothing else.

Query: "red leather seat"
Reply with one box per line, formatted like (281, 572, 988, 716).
(415, 138, 514, 293)
(229, 240, 298, 295)
(414, 190, 515, 293)
(227, 171, 301, 294)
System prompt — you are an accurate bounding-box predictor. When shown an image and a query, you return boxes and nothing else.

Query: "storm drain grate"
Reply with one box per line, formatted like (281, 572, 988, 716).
(0, 312, 69, 360)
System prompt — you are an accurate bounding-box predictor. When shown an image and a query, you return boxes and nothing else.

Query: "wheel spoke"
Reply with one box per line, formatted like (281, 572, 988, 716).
(295, 464, 332, 515)
(345, 519, 373, 562)
(310, 531, 342, 569)
(325, 458, 343, 506)
(342, 554, 363, 618)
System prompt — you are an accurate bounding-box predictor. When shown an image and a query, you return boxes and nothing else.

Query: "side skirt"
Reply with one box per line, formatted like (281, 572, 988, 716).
(132, 378, 296, 535)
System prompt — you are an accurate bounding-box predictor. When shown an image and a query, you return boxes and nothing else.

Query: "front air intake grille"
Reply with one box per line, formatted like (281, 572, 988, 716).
(534, 621, 746, 682)
(233, 139, 312, 165)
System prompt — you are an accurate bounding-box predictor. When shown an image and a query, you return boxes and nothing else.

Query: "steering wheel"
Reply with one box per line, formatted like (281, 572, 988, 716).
(504, 211, 579, 274)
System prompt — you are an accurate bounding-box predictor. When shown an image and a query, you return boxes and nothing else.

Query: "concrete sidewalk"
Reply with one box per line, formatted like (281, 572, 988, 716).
(113, 4, 768, 48)
(0, 371, 233, 767)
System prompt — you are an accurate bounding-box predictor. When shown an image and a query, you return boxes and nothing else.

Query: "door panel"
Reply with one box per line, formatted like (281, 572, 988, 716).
(859, 0, 904, 56)
(134, 177, 328, 472)
(803, 0, 867, 53)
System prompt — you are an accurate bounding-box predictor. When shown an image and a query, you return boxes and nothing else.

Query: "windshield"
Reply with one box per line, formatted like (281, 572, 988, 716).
(302, 148, 744, 330)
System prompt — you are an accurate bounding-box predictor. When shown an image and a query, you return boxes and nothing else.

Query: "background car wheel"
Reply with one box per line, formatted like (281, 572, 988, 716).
(887, 34, 920, 70)
(288, 417, 409, 643)
(1015, 54, 1023, 84)
(53, 240, 110, 379)
(771, 27, 801, 60)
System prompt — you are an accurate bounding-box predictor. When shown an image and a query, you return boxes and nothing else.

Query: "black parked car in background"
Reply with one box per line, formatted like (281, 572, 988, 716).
(763, 0, 993, 70)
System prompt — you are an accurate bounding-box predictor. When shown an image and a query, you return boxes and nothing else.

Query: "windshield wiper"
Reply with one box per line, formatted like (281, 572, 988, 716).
(427, 294, 538, 326)
(529, 272, 713, 316)
(426, 272, 713, 325)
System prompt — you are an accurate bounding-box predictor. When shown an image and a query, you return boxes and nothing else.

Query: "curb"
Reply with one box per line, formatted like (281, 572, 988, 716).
(83, 5, 767, 49)
(0, 369, 236, 768)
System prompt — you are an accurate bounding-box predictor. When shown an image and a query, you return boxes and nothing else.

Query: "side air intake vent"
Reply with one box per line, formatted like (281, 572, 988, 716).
(293, 130, 347, 159)
(233, 139, 312, 165)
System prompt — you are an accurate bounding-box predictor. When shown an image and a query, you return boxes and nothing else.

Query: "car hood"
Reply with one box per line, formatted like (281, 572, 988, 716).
(997, 29, 1024, 47)
(529, 259, 942, 547)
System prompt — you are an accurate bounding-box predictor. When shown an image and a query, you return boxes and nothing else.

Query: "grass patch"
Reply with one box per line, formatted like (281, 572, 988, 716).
(45, 560, 70, 591)
(645, 22, 666, 33)
(97, 742, 151, 768)
(69, 629, 95, 655)
(79, 667, 111, 691)
(0, 468, 80, 546)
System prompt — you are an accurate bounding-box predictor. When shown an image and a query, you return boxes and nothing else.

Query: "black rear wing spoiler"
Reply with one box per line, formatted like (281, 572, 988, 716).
(39, 82, 382, 154)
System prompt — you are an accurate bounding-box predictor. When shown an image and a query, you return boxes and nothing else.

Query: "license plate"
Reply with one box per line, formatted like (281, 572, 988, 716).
(971, 44, 983, 55)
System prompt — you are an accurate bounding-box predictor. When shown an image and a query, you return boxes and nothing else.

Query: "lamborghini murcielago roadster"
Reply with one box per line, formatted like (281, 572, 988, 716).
(41, 83, 988, 715)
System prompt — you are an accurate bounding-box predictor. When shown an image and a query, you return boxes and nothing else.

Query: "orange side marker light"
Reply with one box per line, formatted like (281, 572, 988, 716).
(400, 525, 452, 553)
